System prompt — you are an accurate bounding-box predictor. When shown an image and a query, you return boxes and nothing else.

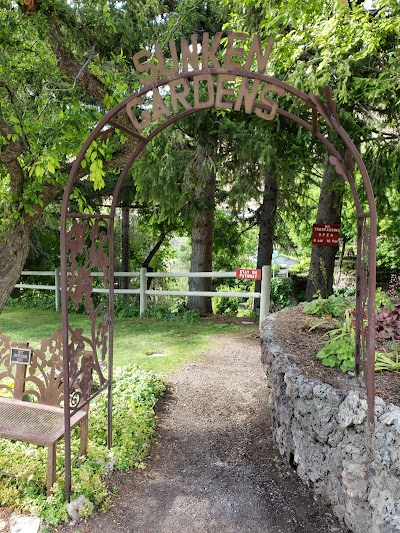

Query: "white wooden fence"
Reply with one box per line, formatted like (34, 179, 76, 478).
(15, 266, 272, 326)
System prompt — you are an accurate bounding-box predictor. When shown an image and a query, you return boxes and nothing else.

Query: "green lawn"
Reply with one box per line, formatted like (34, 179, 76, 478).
(0, 307, 250, 375)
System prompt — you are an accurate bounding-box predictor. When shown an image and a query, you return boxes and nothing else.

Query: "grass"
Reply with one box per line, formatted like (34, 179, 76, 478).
(0, 307, 250, 375)
(0, 306, 252, 525)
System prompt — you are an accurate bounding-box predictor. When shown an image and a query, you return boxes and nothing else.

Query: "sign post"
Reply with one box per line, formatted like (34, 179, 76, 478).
(259, 265, 271, 327)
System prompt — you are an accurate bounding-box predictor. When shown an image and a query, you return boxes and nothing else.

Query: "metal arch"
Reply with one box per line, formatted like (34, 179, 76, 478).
(60, 66, 377, 500)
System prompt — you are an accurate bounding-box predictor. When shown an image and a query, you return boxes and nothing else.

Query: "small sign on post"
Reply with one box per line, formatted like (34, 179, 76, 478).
(312, 223, 340, 247)
(10, 347, 32, 365)
(236, 268, 262, 280)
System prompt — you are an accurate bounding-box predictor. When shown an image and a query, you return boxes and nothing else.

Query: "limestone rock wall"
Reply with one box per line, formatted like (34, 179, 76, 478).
(261, 312, 400, 533)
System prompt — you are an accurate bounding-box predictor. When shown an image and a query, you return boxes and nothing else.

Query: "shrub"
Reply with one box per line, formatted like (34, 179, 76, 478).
(113, 297, 140, 318)
(315, 310, 356, 372)
(376, 305, 400, 340)
(270, 277, 293, 308)
(212, 284, 243, 315)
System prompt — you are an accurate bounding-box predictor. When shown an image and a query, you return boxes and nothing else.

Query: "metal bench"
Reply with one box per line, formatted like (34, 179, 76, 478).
(0, 333, 89, 495)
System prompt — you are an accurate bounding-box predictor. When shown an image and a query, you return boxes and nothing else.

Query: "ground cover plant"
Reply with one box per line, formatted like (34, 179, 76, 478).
(303, 289, 400, 373)
(0, 366, 165, 527)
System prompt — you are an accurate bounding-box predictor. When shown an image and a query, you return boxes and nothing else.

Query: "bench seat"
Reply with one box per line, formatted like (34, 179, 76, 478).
(0, 397, 87, 445)
(0, 396, 88, 494)
(0, 334, 91, 496)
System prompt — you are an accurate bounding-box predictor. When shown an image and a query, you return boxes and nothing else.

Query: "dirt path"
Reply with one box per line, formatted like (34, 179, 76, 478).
(58, 331, 348, 533)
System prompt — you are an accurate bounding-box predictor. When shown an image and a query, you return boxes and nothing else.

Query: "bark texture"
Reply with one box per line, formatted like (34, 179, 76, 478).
(306, 162, 343, 300)
(188, 150, 216, 314)
(0, 224, 32, 312)
(120, 205, 131, 291)
(254, 175, 278, 311)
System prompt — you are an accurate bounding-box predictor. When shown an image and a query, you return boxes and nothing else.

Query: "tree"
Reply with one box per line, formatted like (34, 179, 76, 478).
(216, 110, 318, 308)
(305, 161, 344, 299)
(187, 145, 217, 313)
(224, 0, 400, 296)
(0, 0, 196, 311)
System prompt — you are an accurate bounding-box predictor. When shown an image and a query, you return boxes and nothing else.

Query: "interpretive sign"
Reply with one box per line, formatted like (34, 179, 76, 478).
(10, 347, 32, 365)
(236, 268, 262, 280)
(312, 223, 340, 247)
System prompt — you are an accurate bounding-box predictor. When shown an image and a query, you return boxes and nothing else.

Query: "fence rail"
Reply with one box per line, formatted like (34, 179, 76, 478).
(14, 266, 272, 327)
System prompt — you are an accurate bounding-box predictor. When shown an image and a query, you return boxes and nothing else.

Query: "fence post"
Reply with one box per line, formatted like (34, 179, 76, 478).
(140, 267, 147, 317)
(55, 267, 61, 312)
(259, 265, 271, 328)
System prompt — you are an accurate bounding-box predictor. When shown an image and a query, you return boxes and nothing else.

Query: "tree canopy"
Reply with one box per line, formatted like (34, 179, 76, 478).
(1, 0, 400, 312)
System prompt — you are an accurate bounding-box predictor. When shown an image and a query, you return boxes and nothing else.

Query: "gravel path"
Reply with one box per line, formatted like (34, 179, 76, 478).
(58, 330, 348, 533)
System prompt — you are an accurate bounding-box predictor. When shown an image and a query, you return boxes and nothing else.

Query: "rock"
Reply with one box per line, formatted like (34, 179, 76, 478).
(9, 514, 40, 533)
(261, 308, 400, 532)
(66, 494, 93, 524)
(337, 392, 367, 428)
(379, 407, 400, 426)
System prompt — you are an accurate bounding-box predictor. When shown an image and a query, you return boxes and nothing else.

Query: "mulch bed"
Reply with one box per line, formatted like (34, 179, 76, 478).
(271, 305, 400, 405)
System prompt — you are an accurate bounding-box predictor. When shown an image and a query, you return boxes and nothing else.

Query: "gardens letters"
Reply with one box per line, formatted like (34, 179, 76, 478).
(128, 33, 284, 130)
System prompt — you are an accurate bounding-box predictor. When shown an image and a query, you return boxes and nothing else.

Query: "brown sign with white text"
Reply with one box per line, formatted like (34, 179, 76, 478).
(312, 223, 340, 247)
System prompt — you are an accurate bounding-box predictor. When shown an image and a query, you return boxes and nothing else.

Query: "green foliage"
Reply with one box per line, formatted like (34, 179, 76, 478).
(212, 284, 242, 315)
(7, 290, 56, 311)
(144, 303, 201, 323)
(113, 297, 140, 319)
(315, 310, 356, 372)
(0, 366, 165, 526)
(375, 347, 400, 372)
(333, 286, 356, 298)
(224, 0, 400, 284)
(316, 337, 355, 372)
(375, 287, 394, 311)
(288, 261, 309, 275)
(307, 292, 400, 373)
(270, 277, 293, 308)
(303, 294, 354, 317)
(212, 210, 257, 274)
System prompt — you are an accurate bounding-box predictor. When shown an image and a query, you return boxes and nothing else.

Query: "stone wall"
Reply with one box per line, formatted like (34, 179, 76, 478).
(261, 311, 400, 533)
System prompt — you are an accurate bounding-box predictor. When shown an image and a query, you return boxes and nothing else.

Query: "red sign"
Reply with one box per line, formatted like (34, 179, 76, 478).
(236, 268, 262, 280)
(312, 223, 340, 247)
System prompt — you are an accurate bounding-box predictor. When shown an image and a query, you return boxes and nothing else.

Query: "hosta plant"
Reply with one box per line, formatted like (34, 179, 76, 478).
(303, 294, 354, 318)
(315, 309, 356, 372)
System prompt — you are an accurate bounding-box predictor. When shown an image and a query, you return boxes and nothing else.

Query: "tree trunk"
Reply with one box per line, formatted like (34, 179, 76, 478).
(254, 175, 278, 311)
(188, 155, 216, 314)
(0, 223, 32, 312)
(335, 234, 347, 286)
(306, 161, 343, 300)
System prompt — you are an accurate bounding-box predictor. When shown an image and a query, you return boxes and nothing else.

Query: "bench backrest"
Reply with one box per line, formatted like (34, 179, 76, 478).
(0, 330, 65, 407)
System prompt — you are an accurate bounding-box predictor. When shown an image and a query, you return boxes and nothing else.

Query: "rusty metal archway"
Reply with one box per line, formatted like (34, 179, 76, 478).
(60, 63, 377, 499)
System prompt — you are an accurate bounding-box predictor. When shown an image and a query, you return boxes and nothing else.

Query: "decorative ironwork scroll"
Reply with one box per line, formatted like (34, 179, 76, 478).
(64, 217, 111, 413)
(0, 329, 66, 407)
